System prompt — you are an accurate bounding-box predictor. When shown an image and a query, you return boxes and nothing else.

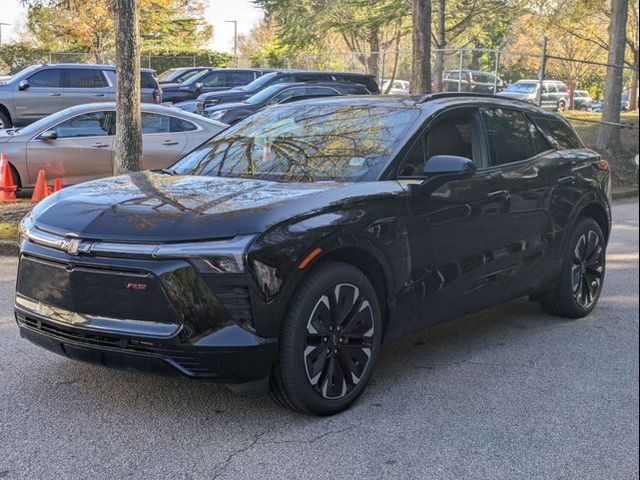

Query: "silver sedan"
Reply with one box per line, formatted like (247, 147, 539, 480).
(0, 103, 226, 189)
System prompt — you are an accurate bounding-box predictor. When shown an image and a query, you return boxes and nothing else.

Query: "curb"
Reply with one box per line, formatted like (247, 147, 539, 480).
(0, 240, 19, 256)
(612, 188, 639, 201)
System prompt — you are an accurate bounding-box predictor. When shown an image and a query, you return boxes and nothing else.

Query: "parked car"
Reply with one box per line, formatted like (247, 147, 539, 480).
(498, 79, 569, 111)
(592, 90, 633, 112)
(161, 68, 274, 103)
(573, 90, 593, 111)
(205, 82, 371, 124)
(381, 79, 410, 94)
(0, 64, 162, 128)
(442, 70, 505, 94)
(15, 93, 611, 415)
(185, 70, 381, 115)
(156, 67, 216, 85)
(0, 102, 224, 188)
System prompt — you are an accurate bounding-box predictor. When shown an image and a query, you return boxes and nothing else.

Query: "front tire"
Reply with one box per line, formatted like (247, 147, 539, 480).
(270, 262, 383, 415)
(0, 110, 11, 129)
(538, 218, 606, 318)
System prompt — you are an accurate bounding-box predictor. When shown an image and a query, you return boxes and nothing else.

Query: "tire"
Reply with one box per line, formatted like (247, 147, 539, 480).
(270, 261, 383, 415)
(0, 110, 11, 129)
(557, 101, 566, 112)
(538, 218, 606, 318)
(9, 165, 22, 190)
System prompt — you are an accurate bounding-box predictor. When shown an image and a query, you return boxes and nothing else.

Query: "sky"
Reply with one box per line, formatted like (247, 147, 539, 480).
(0, 0, 264, 52)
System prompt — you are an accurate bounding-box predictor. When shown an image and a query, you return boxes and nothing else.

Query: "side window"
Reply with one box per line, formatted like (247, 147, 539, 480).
(294, 74, 333, 82)
(94, 70, 109, 88)
(28, 69, 62, 88)
(271, 87, 307, 104)
(530, 116, 583, 149)
(141, 113, 170, 134)
(482, 108, 541, 166)
(53, 111, 110, 138)
(202, 72, 226, 87)
(556, 83, 568, 93)
(140, 73, 159, 89)
(230, 71, 255, 86)
(447, 71, 460, 80)
(68, 69, 99, 88)
(304, 86, 337, 97)
(170, 117, 198, 132)
(399, 108, 485, 177)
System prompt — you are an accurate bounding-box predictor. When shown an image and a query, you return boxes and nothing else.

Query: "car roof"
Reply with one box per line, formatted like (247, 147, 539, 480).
(514, 79, 565, 84)
(270, 70, 376, 78)
(55, 102, 218, 118)
(38, 63, 156, 73)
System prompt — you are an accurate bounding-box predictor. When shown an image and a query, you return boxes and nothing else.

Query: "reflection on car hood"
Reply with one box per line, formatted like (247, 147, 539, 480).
(205, 102, 252, 113)
(31, 172, 368, 242)
(198, 90, 251, 102)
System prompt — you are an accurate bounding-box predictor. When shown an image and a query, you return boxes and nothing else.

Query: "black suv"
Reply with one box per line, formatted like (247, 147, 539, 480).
(15, 94, 611, 415)
(161, 68, 275, 103)
(191, 70, 381, 115)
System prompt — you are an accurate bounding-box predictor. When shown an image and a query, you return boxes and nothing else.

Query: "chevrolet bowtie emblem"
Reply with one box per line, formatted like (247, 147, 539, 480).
(62, 238, 83, 256)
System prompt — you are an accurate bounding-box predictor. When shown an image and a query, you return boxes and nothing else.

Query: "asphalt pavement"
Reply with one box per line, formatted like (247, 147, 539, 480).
(0, 201, 638, 480)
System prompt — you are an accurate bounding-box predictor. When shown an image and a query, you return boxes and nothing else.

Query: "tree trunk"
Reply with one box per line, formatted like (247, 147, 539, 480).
(434, 0, 445, 92)
(367, 28, 380, 78)
(411, 0, 432, 94)
(596, 0, 629, 152)
(112, 0, 142, 174)
(630, 51, 639, 111)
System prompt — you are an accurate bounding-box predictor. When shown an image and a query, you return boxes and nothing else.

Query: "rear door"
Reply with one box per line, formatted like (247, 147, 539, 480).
(480, 106, 557, 298)
(199, 71, 231, 94)
(139, 113, 189, 170)
(14, 68, 64, 123)
(26, 110, 114, 185)
(62, 69, 111, 109)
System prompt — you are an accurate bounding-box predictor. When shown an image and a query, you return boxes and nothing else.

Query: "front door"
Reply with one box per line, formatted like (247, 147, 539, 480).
(14, 68, 65, 124)
(394, 106, 516, 336)
(26, 111, 114, 186)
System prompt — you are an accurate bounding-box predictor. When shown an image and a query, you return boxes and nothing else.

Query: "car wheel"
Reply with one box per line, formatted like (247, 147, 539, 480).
(0, 111, 11, 129)
(538, 218, 606, 318)
(270, 261, 382, 415)
(557, 101, 566, 112)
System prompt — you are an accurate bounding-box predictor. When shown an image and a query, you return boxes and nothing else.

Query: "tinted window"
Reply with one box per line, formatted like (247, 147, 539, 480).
(54, 111, 110, 138)
(202, 72, 227, 87)
(141, 113, 170, 133)
(271, 87, 308, 104)
(294, 74, 334, 82)
(68, 69, 100, 88)
(556, 83, 568, 93)
(482, 108, 539, 166)
(229, 71, 255, 86)
(447, 72, 460, 80)
(530, 116, 582, 149)
(170, 116, 197, 132)
(171, 104, 420, 182)
(28, 69, 62, 87)
(472, 72, 493, 83)
(140, 72, 158, 89)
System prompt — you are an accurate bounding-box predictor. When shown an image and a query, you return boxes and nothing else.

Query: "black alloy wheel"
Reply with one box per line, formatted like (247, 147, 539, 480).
(271, 262, 382, 415)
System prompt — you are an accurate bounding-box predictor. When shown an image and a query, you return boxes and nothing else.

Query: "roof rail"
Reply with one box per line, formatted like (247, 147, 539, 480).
(418, 91, 538, 107)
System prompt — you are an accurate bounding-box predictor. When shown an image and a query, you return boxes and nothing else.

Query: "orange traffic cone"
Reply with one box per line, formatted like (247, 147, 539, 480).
(31, 169, 49, 203)
(0, 160, 17, 203)
(53, 178, 63, 192)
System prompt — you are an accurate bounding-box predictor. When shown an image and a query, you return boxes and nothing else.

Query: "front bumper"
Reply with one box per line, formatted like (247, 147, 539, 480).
(14, 239, 277, 383)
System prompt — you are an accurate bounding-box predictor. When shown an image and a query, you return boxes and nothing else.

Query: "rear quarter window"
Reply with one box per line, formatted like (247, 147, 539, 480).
(141, 73, 159, 89)
(530, 116, 582, 149)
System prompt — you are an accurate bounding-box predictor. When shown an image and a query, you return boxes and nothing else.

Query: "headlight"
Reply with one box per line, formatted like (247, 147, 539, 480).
(208, 110, 228, 120)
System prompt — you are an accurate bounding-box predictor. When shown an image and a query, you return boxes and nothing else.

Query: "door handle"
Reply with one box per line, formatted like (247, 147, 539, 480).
(558, 176, 576, 186)
(162, 141, 179, 146)
(49, 93, 62, 97)
(487, 190, 511, 201)
(92, 143, 109, 148)
(93, 93, 106, 97)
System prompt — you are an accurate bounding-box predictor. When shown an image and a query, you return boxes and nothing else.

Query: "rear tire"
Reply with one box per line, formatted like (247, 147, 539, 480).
(270, 261, 383, 415)
(557, 101, 566, 112)
(538, 218, 606, 318)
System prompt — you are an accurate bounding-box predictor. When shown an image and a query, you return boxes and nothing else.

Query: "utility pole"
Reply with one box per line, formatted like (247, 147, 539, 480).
(537, 37, 548, 107)
(0, 23, 10, 47)
(225, 20, 238, 65)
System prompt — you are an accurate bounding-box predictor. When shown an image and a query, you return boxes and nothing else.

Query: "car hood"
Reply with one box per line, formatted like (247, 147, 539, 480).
(498, 91, 534, 100)
(206, 101, 253, 113)
(31, 172, 399, 243)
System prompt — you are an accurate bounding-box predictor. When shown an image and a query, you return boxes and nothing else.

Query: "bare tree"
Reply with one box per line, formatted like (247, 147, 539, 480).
(111, 0, 142, 174)
(596, 0, 629, 152)
(411, 0, 432, 94)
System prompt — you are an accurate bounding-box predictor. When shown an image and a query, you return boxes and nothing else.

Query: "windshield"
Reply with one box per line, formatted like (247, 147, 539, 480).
(240, 72, 278, 93)
(506, 82, 537, 93)
(171, 104, 420, 182)
(157, 69, 183, 82)
(245, 84, 292, 105)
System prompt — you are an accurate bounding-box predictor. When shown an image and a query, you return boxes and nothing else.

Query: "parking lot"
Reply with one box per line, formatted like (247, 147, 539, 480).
(0, 200, 638, 480)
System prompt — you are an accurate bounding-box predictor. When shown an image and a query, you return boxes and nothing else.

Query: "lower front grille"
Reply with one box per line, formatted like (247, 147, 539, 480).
(211, 285, 254, 329)
(18, 315, 217, 377)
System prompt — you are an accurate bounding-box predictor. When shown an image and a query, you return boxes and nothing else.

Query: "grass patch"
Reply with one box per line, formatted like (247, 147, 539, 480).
(0, 221, 19, 241)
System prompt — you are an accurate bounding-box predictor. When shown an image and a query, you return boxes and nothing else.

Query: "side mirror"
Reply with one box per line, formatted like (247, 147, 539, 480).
(18, 80, 29, 91)
(39, 130, 58, 141)
(194, 82, 203, 92)
(415, 155, 477, 194)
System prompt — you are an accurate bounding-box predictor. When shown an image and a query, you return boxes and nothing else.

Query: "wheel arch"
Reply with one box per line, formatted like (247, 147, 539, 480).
(577, 202, 610, 242)
(0, 103, 12, 127)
